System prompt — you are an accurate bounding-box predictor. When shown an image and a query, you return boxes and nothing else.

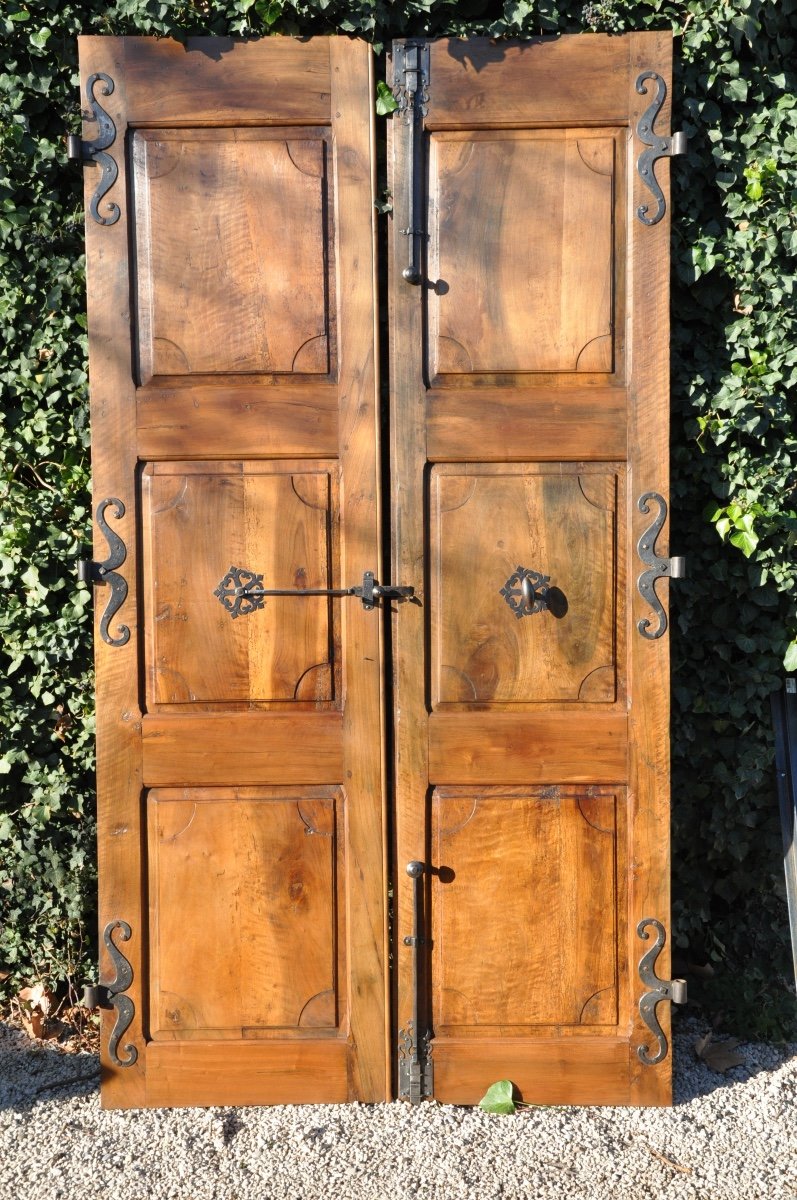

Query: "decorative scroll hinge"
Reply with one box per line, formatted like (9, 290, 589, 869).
(83, 920, 138, 1068)
(637, 918, 688, 1066)
(635, 71, 687, 226)
(77, 497, 129, 647)
(393, 41, 430, 286)
(67, 72, 120, 226)
(636, 492, 686, 640)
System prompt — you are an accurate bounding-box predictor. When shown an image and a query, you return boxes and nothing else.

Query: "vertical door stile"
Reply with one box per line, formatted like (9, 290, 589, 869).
(626, 29, 675, 1104)
(81, 39, 145, 1109)
(388, 43, 434, 1099)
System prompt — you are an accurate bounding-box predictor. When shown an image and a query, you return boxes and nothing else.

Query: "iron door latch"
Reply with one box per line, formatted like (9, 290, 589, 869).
(214, 566, 414, 618)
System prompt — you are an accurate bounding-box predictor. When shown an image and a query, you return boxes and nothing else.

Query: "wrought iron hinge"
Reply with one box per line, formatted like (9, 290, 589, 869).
(636, 492, 686, 640)
(77, 497, 129, 647)
(393, 41, 430, 286)
(637, 918, 688, 1066)
(635, 71, 687, 226)
(67, 72, 120, 226)
(82, 920, 138, 1067)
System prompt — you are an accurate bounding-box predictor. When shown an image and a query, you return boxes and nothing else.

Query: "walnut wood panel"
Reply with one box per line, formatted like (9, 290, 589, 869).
(142, 714, 344, 786)
(136, 384, 339, 460)
(120, 36, 332, 125)
(145, 1040, 350, 1106)
(133, 129, 332, 384)
(429, 131, 615, 378)
(430, 464, 620, 706)
(432, 1038, 631, 1106)
(425, 387, 627, 462)
(432, 788, 618, 1030)
(427, 37, 630, 128)
(142, 461, 337, 708)
(429, 713, 627, 784)
(148, 788, 341, 1038)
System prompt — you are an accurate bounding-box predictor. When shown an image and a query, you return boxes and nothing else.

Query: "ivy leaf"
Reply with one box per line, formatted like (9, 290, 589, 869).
(375, 81, 399, 117)
(254, 0, 282, 27)
(784, 641, 797, 672)
(478, 1079, 518, 1113)
(729, 527, 759, 558)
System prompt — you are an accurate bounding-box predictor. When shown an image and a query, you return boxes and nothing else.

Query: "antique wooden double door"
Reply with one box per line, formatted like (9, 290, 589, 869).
(79, 31, 680, 1108)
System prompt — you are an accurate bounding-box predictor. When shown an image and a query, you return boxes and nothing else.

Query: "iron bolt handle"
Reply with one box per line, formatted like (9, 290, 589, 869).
(214, 566, 414, 618)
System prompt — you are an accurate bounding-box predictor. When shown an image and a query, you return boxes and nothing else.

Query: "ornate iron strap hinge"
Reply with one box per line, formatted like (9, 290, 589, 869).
(635, 71, 687, 226)
(636, 492, 686, 640)
(393, 41, 430, 285)
(67, 72, 120, 226)
(77, 498, 130, 647)
(398, 861, 434, 1103)
(83, 920, 138, 1067)
(637, 918, 687, 1065)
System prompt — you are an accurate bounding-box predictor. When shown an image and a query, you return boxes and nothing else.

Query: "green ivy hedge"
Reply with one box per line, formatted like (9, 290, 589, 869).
(1, 0, 795, 1037)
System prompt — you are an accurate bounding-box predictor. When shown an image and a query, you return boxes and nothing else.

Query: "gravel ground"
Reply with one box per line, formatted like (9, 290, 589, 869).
(1, 1018, 795, 1200)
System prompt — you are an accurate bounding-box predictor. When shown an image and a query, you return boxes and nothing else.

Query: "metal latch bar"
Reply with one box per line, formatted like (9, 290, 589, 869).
(214, 566, 414, 618)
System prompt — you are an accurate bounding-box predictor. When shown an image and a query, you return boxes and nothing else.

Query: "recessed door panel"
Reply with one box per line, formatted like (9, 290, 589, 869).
(430, 464, 621, 706)
(142, 462, 337, 708)
(148, 788, 341, 1039)
(133, 129, 332, 383)
(432, 787, 619, 1031)
(428, 131, 616, 379)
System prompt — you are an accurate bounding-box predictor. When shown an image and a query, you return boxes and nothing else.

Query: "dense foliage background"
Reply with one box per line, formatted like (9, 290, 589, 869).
(1, 0, 795, 1036)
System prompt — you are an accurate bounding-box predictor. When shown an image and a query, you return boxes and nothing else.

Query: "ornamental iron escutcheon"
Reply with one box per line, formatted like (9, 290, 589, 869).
(637, 918, 687, 1066)
(636, 492, 685, 640)
(398, 861, 434, 1103)
(393, 41, 430, 285)
(83, 920, 138, 1067)
(77, 498, 130, 647)
(635, 71, 687, 227)
(67, 72, 120, 226)
(500, 566, 551, 618)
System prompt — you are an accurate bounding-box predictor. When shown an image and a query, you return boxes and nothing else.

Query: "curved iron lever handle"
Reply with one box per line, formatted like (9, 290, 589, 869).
(214, 566, 413, 617)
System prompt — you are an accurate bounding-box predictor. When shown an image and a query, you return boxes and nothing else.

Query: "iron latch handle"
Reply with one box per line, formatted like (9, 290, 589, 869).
(214, 566, 414, 618)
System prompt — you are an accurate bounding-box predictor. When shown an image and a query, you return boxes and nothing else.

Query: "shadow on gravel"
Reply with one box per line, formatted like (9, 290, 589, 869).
(0, 1023, 99, 1111)
(672, 1021, 796, 1106)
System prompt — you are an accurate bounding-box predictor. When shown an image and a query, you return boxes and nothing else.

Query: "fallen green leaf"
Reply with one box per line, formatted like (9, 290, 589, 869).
(478, 1079, 518, 1114)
